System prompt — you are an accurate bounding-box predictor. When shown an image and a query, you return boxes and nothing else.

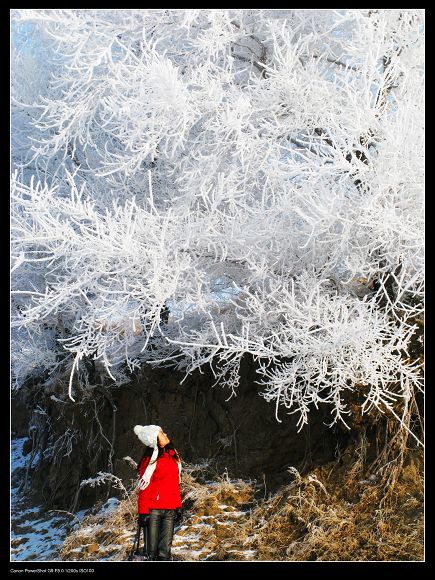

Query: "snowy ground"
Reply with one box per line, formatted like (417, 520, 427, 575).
(12, 438, 258, 561)
(10, 437, 89, 561)
(171, 505, 257, 561)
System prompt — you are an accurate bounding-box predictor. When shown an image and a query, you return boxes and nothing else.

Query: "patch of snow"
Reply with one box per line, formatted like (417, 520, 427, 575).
(78, 525, 103, 535)
(99, 497, 120, 516)
(11, 437, 28, 464)
(174, 548, 208, 559)
(11, 437, 89, 561)
(173, 532, 201, 542)
(225, 549, 257, 558)
(225, 511, 246, 517)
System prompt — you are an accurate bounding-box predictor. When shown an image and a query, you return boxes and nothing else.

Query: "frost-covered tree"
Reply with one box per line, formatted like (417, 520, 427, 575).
(11, 9, 424, 438)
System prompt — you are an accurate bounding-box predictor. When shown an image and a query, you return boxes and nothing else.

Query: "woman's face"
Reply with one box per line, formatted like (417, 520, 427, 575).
(157, 429, 170, 447)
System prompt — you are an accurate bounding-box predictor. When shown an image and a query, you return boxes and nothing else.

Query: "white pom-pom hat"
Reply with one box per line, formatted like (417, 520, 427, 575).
(134, 424, 162, 448)
(134, 424, 162, 490)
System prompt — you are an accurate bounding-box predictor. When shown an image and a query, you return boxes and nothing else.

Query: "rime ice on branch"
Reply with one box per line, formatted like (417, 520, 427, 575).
(11, 9, 424, 435)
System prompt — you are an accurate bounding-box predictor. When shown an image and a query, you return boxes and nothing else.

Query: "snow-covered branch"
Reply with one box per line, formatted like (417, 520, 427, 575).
(11, 9, 424, 433)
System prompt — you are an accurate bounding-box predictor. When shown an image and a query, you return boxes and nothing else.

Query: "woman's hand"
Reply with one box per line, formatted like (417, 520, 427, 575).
(138, 476, 148, 490)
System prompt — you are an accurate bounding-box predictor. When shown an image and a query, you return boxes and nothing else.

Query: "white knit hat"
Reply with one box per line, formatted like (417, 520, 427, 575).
(134, 424, 161, 490)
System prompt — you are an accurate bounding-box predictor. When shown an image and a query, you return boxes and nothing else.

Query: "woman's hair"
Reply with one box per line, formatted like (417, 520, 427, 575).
(137, 437, 181, 472)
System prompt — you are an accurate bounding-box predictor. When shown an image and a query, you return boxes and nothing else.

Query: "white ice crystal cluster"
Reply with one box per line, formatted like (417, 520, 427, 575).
(11, 10, 424, 434)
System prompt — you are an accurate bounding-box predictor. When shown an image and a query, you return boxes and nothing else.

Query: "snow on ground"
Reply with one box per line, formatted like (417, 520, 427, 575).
(171, 508, 257, 561)
(12, 439, 258, 561)
(11, 437, 90, 561)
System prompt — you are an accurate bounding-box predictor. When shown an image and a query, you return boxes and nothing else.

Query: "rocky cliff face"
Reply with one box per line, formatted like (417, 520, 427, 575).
(12, 355, 349, 511)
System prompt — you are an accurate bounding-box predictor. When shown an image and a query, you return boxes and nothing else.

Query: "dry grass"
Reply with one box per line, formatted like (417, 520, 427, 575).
(59, 487, 138, 560)
(182, 471, 254, 515)
(172, 469, 257, 561)
(221, 447, 424, 561)
(59, 443, 424, 562)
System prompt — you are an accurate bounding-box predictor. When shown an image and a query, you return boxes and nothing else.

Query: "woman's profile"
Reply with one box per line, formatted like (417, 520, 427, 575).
(134, 424, 182, 561)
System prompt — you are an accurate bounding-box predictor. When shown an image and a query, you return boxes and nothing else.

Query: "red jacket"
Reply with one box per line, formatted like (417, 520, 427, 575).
(137, 449, 182, 514)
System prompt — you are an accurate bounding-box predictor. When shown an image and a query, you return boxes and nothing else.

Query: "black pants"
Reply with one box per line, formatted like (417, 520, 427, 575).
(147, 509, 175, 561)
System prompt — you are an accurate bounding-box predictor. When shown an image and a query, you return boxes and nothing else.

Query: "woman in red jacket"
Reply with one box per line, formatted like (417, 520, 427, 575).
(134, 424, 182, 561)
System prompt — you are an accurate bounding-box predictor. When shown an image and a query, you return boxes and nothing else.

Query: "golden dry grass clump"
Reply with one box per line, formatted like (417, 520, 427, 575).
(223, 448, 424, 561)
(172, 469, 256, 560)
(59, 488, 138, 561)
